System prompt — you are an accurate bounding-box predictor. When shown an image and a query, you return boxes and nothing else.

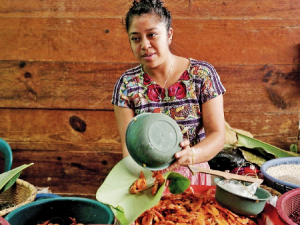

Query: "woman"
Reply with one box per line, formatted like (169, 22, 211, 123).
(112, 0, 225, 185)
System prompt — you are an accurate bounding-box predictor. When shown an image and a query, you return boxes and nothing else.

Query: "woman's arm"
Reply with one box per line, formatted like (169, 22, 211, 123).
(114, 105, 135, 158)
(166, 94, 225, 171)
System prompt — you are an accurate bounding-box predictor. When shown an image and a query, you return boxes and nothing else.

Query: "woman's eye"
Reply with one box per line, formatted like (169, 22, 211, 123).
(148, 33, 156, 38)
(131, 37, 140, 42)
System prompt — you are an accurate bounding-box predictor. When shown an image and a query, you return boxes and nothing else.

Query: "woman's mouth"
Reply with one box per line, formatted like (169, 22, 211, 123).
(142, 53, 155, 60)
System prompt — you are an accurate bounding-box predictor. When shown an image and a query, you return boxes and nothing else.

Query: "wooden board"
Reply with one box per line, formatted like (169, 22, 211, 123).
(9, 150, 122, 195)
(0, 18, 300, 64)
(1, 61, 299, 114)
(0, 109, 121, 152)
(0, 109, 297, 151)
(1, 0, 300, 19)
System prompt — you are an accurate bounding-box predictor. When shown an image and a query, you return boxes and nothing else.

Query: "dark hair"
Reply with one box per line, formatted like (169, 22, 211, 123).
(125, 0, 172, 33)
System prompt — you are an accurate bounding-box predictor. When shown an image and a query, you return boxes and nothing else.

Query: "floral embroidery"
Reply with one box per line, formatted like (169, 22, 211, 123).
(112, 59, 226, 186)
(143, 73, 151, 85)
(147, 84, 165, 102)
(112, 59, 226, 145)
(168, 82, 186, 100)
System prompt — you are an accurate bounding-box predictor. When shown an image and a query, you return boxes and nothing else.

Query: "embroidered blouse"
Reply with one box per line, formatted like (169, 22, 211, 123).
(112, 58, 226, 185)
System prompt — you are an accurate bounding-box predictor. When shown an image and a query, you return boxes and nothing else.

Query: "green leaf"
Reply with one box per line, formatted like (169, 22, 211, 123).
(96, 156, 190, 225)
(235, 131, 299, 158)
(239, 148, 268, 167)
(167, 173, 190, 194)
(290, 144, 298, 153)
(0, 163, 34, 193)
(110, 205, 127, 225)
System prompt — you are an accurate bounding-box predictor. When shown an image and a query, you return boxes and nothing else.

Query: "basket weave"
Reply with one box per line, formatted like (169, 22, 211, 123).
(0, 179, 37, 217)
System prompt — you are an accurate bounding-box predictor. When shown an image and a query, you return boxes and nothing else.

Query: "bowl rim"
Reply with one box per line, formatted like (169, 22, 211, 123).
(5, 197, 114, 223)
(261, 157, 300, 189)
(214, 177, 272, 201)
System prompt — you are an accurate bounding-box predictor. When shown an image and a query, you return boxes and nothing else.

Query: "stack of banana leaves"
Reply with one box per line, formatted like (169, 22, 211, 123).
(209, 122, 299, 171)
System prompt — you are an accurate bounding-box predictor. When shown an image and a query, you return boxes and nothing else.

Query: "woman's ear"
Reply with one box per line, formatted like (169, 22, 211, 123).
(168, 28, 173, 44)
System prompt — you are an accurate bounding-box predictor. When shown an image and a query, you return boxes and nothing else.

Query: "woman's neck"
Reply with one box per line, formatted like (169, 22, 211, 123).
(143, 54, 176, 87)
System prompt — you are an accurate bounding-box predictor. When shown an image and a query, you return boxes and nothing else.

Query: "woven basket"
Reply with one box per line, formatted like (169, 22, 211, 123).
(0, 179, 37, 217)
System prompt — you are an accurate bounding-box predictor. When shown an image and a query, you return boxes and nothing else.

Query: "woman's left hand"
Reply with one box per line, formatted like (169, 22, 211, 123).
(165, 139, 193, 171)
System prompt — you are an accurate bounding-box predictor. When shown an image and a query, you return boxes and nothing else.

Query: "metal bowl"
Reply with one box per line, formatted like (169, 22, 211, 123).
(4, 197, 114, 225)
(214, 177, 272, 216)
(126, 113, 183, 170)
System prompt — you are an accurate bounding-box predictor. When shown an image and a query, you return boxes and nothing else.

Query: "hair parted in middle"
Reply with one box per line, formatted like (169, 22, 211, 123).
(125, 0, 172, 33)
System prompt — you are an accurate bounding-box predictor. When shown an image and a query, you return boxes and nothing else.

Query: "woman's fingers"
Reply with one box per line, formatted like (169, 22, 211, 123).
(165, 140, 192, 171)
(180, 139, 190, 147)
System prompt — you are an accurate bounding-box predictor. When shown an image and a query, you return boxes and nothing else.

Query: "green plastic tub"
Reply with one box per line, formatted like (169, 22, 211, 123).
(5, 197, 114, 225)
(214, 177, 272, 216)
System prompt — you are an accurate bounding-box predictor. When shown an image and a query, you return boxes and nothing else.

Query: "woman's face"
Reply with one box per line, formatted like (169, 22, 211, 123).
(128, 14, 172, 69)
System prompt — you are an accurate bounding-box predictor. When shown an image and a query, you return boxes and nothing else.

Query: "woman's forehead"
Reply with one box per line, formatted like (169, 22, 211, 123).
(129, 14, 165, 33)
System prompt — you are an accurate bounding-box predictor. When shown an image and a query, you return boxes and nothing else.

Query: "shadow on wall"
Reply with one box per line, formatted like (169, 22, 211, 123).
(262, 43, 300, 110)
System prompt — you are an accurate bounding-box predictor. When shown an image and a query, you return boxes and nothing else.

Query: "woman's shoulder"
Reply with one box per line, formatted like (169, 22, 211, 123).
(119, 64, 142, 81)
(188, 58, 218, 77)
(189, 58, 216, 71)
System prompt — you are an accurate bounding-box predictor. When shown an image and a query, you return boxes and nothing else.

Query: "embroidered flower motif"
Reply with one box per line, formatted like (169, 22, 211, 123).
(147, 84, 165, 102)
(168, 82, 186, 99)
(180, 71, 189, 80)
(132, 76, 140, 84)
(143, 73, 152, 85)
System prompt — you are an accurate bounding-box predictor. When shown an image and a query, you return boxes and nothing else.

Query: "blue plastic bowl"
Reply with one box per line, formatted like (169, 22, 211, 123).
(5, 197, 114, 225)
(261, 157, 300, 194)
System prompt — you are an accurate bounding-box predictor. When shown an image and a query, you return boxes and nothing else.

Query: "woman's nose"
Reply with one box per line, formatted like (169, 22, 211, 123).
(141, 38, 151, 50)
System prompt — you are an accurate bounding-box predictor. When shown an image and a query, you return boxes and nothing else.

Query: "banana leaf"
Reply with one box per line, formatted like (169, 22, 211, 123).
(96, 156, 190, 225)
(223, 122, 299, 167)
(239, 148, 269, 167)
(0, 163, 34, 193)
(235, 131, 299, 158)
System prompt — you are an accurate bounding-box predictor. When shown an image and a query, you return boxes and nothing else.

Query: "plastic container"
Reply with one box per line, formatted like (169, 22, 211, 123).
(5, 197, 114, 225)
(126, 113, 183, 170)
(261, 157, 300, 194)
(0, 138, 12, 172)
(276, 188, 300, 225)
(34, 193, 62, 201)
(0, 217, 10, 225)
(214, 177, 272, 216)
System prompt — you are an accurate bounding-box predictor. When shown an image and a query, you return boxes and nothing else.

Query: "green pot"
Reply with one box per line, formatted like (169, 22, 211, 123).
(0, 138, 12, 172)
(214, 177, 272, 216)
(126, 113, 183, 170)
(5, 197, 114, 225)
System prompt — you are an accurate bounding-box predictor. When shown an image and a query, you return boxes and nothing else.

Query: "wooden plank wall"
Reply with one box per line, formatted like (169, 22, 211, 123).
(0, 0, 299, 197)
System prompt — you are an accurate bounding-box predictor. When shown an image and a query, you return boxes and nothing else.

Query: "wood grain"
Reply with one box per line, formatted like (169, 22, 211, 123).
(11, 150, 122, 195)
(1, 61, 299, 114)
(0, 109, 297, 151)
(1, 18, 300, 64)
(1, 0, 300, 196)
(0, 109, 121, 152)
(1, 0, 300, 19)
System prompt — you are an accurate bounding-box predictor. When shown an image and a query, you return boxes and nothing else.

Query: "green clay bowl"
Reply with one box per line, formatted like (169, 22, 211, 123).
(214, 177, 272, 216)
(126, 113, 183, 171)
